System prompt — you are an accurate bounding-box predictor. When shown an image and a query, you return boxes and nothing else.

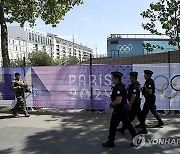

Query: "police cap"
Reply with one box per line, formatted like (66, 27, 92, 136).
(15, 72, 20, 76)
(130, 71, 138, 77)
(144, 70, 153, 75)
(111, 71, 123, 77)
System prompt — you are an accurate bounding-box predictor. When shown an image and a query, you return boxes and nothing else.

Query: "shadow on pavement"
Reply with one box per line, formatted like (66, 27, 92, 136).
(21, 112, 180, 154)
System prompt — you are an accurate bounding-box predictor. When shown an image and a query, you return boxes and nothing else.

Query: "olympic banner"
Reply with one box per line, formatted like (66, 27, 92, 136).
(31, 65, 132, 109)
(0, 64, 179, 110)
(169, 63, 180, 110)
(133, 64, 180, 110)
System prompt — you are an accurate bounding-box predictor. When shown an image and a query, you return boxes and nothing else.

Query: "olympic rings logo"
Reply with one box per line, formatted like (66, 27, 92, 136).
(154, 75, 180, 99)
(117, 44, 133, 53)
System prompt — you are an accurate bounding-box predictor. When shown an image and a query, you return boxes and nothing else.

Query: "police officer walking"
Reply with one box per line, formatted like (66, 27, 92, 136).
(117, 72, 142, 134)
(11, 73, 30, 117)
(136, 70, 164, 134)
(102, 72, 137, 147)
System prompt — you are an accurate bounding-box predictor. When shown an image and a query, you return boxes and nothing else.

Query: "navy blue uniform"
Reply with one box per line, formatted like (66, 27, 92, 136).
(108, 82, 137, 142)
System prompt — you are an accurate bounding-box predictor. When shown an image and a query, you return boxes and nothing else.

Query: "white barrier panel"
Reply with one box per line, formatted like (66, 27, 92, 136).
(133, 64, 171, 110)
(169, 64, 180, 110)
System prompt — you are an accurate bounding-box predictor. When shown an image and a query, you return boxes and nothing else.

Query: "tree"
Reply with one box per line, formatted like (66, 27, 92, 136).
(53, 57, 68, 66)
(141, 0, 180, 54)
(28, 51, 54, 66)
(10, 58, 31, 67)
(10, 59, 24, 67)
(68, 56, 79, 65)
(53, 56, 79, 66)
(0, 0, 83, 67)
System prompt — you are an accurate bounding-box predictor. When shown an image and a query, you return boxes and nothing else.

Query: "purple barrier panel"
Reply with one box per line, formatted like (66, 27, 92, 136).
(0, 67, 31, 106)
(31, 65, 132, 109)
(91, 65, 132, 109)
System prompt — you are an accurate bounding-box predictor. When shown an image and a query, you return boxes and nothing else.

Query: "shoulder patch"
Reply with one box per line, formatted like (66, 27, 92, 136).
(117, 91, 121, 94)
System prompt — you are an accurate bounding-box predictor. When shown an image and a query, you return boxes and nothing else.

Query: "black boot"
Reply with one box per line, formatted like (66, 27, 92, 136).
(138, 129, 148, 134)
(156, 121, 164, 128)
(102, 140, 115, 147)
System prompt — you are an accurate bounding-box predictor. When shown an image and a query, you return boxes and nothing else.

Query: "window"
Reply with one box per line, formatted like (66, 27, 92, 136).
(111, 41, 118, 44)
(32, 34, 34, 41)
(40, 36, 42, 43)
(35, 34, 37, 42)
(38, 35, 40, 42)
(12, 40, 14, 44)
(29, 33, 31, 41)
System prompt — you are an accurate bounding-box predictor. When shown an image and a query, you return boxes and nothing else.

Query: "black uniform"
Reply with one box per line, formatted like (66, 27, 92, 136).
(107, 82, 137, 142)
(141, 71, 164, 128)
(127, 81, 141, 122)
(117, 72, 142, 133)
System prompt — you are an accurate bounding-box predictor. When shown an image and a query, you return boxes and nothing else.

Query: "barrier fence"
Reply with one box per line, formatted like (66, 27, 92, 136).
(0, 64, 180, 110)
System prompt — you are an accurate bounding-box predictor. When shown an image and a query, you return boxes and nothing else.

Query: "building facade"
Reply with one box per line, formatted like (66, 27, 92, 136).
(107, 34, 178, 58)
(0, 26, 92, 66)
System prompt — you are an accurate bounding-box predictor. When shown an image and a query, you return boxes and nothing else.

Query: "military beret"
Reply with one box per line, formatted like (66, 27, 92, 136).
(15, 72, 20, 76)
(111, 71, 123, 77)
(130, 72, 138, 77)
(144, 70, 153, 75)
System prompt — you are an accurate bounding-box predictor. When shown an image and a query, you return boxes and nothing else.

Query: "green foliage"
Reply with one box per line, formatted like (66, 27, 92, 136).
(68, 56, 79, 65)
(143, 43, 164, 54)
(53, 56, 79, 66)
(141, 0, 180, 52)
(10, 58, 24, 67)
(1, 0, 83, 27)
(28, 51, 54, 66)
(0, 0, 83, 67)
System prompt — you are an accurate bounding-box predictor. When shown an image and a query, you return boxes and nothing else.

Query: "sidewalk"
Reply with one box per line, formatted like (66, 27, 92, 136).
(0, 111, 179, 154)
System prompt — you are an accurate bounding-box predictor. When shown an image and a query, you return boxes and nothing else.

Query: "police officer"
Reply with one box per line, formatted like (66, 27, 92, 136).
(137, 70, 164, 134)
(102, 71, 137, 147)
(11, 73, 30, 117)
(117, 72, 142, 134)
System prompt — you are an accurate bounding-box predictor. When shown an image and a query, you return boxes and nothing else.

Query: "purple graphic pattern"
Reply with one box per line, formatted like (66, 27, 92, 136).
(32, 65, 133, 109)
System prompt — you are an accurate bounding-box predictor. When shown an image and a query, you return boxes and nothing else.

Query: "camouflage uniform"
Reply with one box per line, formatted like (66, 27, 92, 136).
(11, 79, 30, 117)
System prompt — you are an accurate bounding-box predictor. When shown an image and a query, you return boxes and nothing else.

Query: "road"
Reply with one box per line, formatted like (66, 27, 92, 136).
(0, 110, 179, 154)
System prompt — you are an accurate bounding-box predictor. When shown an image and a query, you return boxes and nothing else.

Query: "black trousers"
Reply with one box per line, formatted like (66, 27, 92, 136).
(121, 103, 142, 130)
(141, 97, 163, 126)
(108, 104, 137, 142)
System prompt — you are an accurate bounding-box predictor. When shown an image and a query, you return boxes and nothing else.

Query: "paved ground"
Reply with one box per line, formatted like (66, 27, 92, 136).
(0, 110, 179, 154)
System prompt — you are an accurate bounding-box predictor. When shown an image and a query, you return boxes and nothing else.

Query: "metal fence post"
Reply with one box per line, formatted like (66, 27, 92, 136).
(168, 51, 171, 112)
(89, 54, 95, 112)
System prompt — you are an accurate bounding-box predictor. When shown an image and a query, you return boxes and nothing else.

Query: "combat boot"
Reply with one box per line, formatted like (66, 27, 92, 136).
(24, 111, 30, 117)
(12, 112, 19, 117)
(102, 140, 115, 147)
(12, 109, 19, 117)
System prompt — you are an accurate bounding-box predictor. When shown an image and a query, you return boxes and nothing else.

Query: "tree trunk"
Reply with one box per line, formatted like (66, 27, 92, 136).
(0, 2, 10, 67)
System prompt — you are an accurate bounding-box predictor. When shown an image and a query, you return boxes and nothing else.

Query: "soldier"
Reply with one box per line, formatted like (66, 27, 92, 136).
(11, 73, 30, 117)
(102, 71, 137, 147)
(136, 70, 164, 134)
(117, 72, 142, 134)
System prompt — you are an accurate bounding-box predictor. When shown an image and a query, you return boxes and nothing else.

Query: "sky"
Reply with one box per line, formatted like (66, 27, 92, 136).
(9, 0, 159, 54)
